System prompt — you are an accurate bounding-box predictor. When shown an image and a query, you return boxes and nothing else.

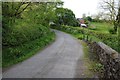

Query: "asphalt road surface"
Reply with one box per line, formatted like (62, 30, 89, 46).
(3, 30, 89, 78)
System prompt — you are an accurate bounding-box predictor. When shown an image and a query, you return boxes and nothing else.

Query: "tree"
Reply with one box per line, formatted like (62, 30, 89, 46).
(2, 2, 31, 18)
(28, 2, 57, 27)
(2, 2, 62, 46)
(99, 0, 119, 32)
(115, 0, 120, 31)
(54, 8, 79, 27)
(99, 0, 118, 21)
(2, 2, 31, 30)
(86, 16, 92, 22)
(2, 2, 61, 28)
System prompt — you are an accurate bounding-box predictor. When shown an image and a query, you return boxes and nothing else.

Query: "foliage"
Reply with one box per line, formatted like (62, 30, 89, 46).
(92, 19, 106, 23)
(79, 37, 104, 77)
(54, 8, 79, 27)
(3, 32, 55, 67)
(3, 19, 50, 46)
(2, 2, 58, 67)
(82, 16, 92, 27)
(108, 28, 116, 34)
(2, 2, 30, 18)
(83, 15, 92, 27)
(86, 16, 92, 22)
(29, 2, 57, 27)
(118, 27, 120, 53)
(117, 6, 120, 54)
(99, 0, 119, 32)
(2, 2, 57, 46)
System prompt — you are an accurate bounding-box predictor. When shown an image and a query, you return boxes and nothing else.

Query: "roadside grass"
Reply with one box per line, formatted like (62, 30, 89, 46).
(73, 34, 101, 42)
(88, 22, 113, 33)
(80, 41, 104, 78)
(2, 32, 55, 68)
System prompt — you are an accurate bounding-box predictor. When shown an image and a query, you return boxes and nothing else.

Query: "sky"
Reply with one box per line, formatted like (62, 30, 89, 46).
(61, 0, 100, 18)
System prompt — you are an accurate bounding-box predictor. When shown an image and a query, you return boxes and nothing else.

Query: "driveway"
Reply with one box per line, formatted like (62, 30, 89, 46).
(3, 30, 91, 78)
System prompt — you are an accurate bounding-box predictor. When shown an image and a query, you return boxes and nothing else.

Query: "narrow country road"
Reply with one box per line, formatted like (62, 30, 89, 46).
(3, 30, 89, 78)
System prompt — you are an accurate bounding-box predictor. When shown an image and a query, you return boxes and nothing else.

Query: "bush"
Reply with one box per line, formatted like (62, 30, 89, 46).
(2, 19, 51, 46)
(3, 31, 55, 67)
(2, 17, 55, 67)
(108, 28, 116, 34)
(2, 2, 57, 67)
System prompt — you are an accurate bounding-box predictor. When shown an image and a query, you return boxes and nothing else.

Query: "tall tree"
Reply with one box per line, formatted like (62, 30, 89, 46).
(99, 0, 118, 21)
(2, 2, 31, 18)
(99, 0, 119, 32)
(54, 8, 79, 27)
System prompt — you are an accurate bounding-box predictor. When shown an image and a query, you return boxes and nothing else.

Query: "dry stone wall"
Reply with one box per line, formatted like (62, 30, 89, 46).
(89, 42, 120, 79)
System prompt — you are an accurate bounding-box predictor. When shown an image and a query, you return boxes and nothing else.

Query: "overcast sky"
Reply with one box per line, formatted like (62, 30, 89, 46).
(61, 0, 100, 18)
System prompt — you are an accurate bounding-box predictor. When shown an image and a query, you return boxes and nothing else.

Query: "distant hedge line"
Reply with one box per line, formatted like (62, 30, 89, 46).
(51, 25, 119, 53)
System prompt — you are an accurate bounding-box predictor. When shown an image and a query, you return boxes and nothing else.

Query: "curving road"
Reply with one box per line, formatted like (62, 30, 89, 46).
(3, 30, 88, 78)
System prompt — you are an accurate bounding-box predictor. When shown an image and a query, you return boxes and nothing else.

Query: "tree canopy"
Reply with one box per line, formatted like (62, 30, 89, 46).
(54, 8, 79, 27)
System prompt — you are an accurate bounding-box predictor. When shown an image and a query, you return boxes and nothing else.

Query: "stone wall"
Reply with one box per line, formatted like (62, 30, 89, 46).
(89, 42, 120, 79)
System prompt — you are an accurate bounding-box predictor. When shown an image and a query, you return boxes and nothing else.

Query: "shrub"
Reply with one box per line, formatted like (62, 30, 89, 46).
(3, 18, 55, 67)
(108, 28, 116, 34)
(3, 31, 55, 67)
(2, 19, 51, 46)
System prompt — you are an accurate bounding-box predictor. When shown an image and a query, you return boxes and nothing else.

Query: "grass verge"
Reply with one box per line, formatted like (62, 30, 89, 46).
(80, 40, 96, 78)
(80, 41, 104, 78)
(2, 32, 55, 68)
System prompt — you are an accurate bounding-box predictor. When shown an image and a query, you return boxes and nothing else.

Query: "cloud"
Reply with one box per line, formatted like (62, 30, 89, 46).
(62, 0, 100, 18)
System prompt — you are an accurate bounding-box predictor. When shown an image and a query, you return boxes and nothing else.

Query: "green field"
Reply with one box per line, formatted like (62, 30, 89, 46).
(88, 22, 113, 33)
